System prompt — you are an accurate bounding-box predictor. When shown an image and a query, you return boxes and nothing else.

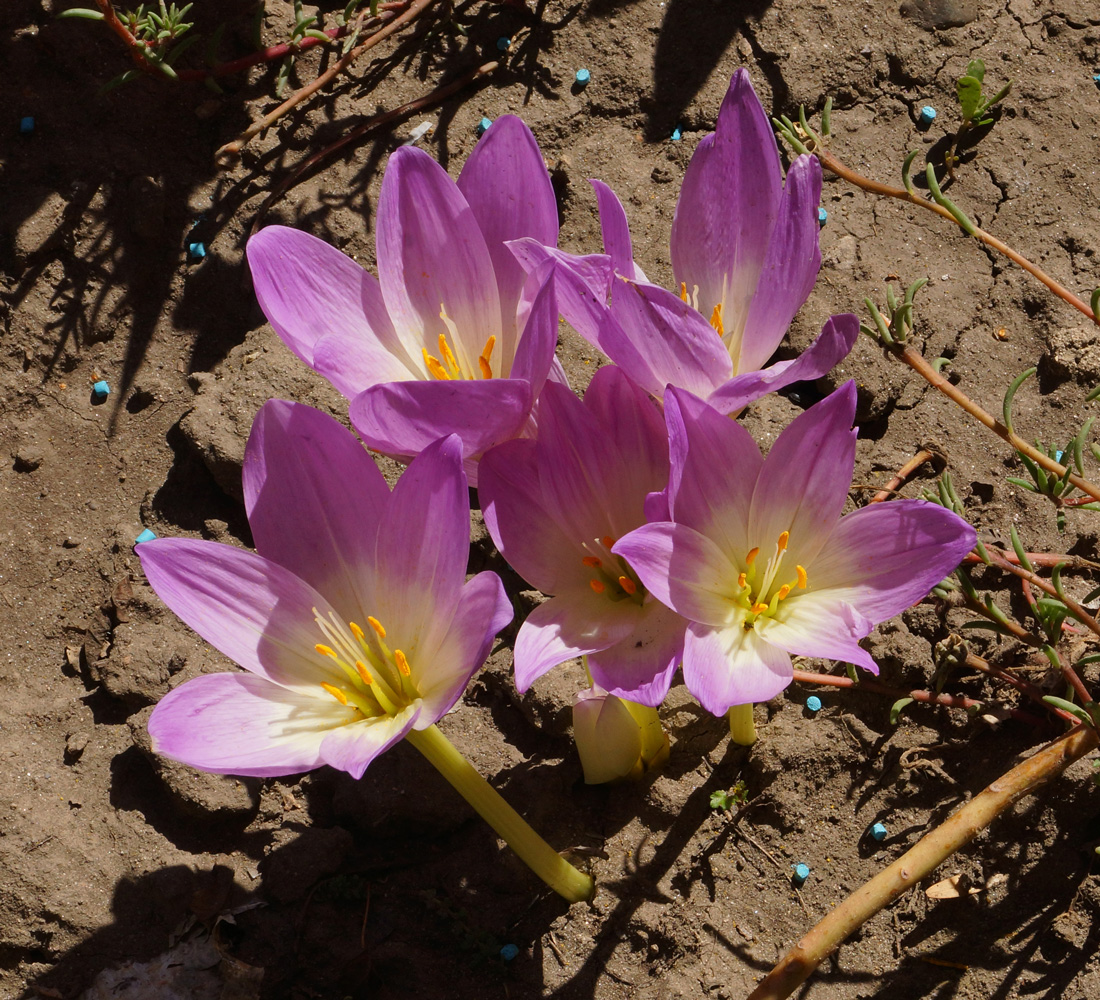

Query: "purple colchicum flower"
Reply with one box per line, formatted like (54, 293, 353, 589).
(479, 366, 685, 707)
(511, 69, 858, 414)
(246, 115, 560, 482)
(614, 382, 977, 716)
(139, 401, 511, 779)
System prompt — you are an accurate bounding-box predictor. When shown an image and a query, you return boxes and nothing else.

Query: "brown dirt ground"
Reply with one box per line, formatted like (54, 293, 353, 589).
(3, 0, 1100, 998)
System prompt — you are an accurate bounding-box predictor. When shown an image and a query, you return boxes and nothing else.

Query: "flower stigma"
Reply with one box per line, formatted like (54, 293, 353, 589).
(312, 608, 420, 719)
(733, 530, 808, 630)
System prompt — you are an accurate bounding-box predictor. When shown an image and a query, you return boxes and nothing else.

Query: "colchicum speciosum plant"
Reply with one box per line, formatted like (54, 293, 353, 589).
(138, 400, 592, 902)
(511, 68, 858, 414)
(613, 381, 977, 741)
(245, 115, 562, 483)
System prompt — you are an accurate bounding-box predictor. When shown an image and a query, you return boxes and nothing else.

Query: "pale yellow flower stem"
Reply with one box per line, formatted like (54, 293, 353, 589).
(405, 724, 595, 903)
(728, 703, 756, 746)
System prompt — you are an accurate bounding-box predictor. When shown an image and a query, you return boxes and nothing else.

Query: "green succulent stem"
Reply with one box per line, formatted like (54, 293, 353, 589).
(405, 724, 594, 903)
(728, 703, 757, 746)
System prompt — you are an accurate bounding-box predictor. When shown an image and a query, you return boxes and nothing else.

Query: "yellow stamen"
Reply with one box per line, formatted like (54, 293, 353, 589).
(751, 602, 769, 616)
(423, 348, 451, 381)
(602, 535, 615, 549)
(679, 282, 689, 303)
(582, 556, 602, 568)
(745, 547, 760, 567)
(438, 333, 461, 377)
(355, 661, 374, 685)
(709, 303, 724, 337)
(349, 622, 366, 643)
(777, 531, 789, 552)
(590, 579, 605, 594)
(776, 584, 792, 601)
(321, 682, 348, 705)
(395, 649, 412, 677)
(796, 565, 808, 589)
(618, 575, 637, 595)
(315, 644, 337, 659)
(479, 335, 496, 380)
(737, 572, 748, 589)
(367, 616, 386, 639)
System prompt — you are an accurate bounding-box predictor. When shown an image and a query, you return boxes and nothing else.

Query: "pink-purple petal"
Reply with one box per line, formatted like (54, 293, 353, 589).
(148, 672, 338, 777)
(243, 401, 389, 617)
(591, 179, 646, 281)
(458, 115, 558, 366)
(415, 571, 512, 722)
(507, 263, 558, 395)
(759, 593, 879, 673)
(371, 435, 468, 650)
(513, 592, 639, 691)
(310, 330, 414, 399)
(587, 600, 685, 707)
(319, 704, 421, 780)
(508, 239, 614, 351)
(663, 387, 762, 559)
(376, 147, 502, 366)
(349, 378, 532, 467)
(608, 279, 732, 398)
(670, 69, 782, 328)
(138, 538, 347, 692)
(682, 622, 793, 716)
(810, 499, 976, 622)
(613, 522, 738, 627)
(247, 226, 411, 377)
(478, 439, 589, 594)
(706, 313, 860, 416)
(748, 381, 858, 568)
(737, 155, 823, 373)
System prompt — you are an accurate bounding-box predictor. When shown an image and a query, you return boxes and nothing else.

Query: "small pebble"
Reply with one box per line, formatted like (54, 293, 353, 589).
(1094, 73, 1100, 85)
(575, 68, 590, 86)
(135, 529, 157, 545)
(1055, 450, 1065, 463)
(817, 207, 828, 226)
(500, 943, 519, 961)
(188, 241, 206, 260)
(477, 117, 492, 136)
(20, 116, 34, 135)
(805, 695, 822, 713)
(870, 822, 888, 841)
(792, 863, 810, 887)
(496, 36, 511, 51)
(917, 105, 937, 128)
(670, 126, 682, 141)
(92, 380, 110, 401)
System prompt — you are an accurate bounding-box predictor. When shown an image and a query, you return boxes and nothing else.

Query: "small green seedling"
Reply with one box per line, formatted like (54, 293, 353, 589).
(710, 782, 749, 811)
(956, 59, 1011, 130)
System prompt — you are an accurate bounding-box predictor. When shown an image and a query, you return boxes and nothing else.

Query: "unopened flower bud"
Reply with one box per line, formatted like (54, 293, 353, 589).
(572, 688, 670, 784)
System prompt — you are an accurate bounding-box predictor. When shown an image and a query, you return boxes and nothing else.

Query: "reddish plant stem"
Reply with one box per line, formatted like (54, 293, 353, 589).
(963, 550, 1100, 570)
(816, 147, 1098, 327)
(963, 652, 1079, 724)
(215, 0, 437, 164)
(984, 548, 1100, 649)
(869, 448, 935, 504)
(790, 669, 1040, 725)
(177, 22, 353, 81)
(744, 723, 1099, 1000)
(94, 0, 156, 74)
(956, 586, 1041, 646)
(893, 344, 1100, 504)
